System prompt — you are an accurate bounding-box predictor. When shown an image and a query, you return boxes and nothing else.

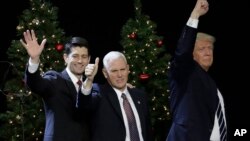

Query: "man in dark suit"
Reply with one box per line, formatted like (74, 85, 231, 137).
(166, 0, 227, 141)
(89, 51, 153, 141)
(20, 30, 99, 141)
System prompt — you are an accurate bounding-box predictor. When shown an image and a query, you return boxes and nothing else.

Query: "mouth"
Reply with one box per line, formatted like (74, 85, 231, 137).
(117, 79, 126, 85)
(116, 79, 123, 82)
(75, 64, 85, 70)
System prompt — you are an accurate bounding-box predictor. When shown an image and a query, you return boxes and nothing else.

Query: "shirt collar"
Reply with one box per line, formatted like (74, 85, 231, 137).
(113, 87, 129, 99)
(66, 67, 82, 84)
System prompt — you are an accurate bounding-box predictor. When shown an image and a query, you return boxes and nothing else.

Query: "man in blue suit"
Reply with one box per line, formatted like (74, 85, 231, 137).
(21, 30, 99, 141)
(89, 51, 153, 141)
(166, 0, 227, 141)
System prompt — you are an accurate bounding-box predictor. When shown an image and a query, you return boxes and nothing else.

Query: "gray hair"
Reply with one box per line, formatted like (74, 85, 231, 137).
(103, 51, 127, 69)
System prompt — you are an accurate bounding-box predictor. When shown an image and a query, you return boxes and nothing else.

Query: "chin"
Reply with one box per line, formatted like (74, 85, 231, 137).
(75, 71, 84, 75)
(116, 84, 126, 89)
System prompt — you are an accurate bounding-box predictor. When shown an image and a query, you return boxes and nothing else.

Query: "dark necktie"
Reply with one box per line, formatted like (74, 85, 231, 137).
(76, 80, 82, 108)
(217, 102, 227, 141)
(121, 93, 140, 141)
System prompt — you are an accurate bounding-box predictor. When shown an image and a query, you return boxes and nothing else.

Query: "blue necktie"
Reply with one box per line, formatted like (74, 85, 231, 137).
(217, 102, 227, 141)
(121, 93, 140, 141)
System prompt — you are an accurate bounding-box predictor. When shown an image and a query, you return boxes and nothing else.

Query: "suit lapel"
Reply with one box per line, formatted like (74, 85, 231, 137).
(61, 70, 78, 99)
(129, 89, 141, 106)
(104, 84, 124, 121)
(128, 88, 146, 132)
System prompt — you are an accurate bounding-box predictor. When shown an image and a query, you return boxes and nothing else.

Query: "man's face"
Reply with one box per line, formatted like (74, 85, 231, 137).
(64, 46, 90, 76)
(103, 58, 130, 91)
(193, 39, 214, 71)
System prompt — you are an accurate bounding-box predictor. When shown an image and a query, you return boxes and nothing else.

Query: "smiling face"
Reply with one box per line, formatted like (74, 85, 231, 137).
(64, 46, 90, 78)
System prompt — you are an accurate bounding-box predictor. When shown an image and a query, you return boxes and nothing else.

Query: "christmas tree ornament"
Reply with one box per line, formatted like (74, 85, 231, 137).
(55, 43, 64, 52)
(139, 73, 150, 81)
(128, 32, 137, 39)
(156, 40, 163, 47)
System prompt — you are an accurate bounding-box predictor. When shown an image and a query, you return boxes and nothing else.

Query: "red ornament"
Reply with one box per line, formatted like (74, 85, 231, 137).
(139, 73, 150, 81)
(128, 32, 137, 39)
(156, 40, 163, 47)
(55, 43, 64, 52)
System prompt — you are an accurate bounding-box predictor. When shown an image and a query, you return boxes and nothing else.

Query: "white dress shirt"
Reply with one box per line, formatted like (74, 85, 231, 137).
(113, 87, 144, 141)
(210, 90, 227, 141)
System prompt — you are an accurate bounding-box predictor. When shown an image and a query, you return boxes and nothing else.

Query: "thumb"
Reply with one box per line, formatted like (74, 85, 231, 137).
(41, 39, 47, 47)
(95, 57, 99, 66)
(94, 57, 99, 74)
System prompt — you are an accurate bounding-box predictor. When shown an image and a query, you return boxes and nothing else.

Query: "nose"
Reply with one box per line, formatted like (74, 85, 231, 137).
(77, 59, 82, 63)
(205, 48, 212, 56)
(117, 71, 122, 77)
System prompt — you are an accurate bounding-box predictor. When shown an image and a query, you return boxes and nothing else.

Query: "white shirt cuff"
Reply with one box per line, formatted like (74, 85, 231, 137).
(186, 18, 199, 28)
(28, 58, 39, 73)
(81, 87, 91, 95)
(81, 82, 92, 95)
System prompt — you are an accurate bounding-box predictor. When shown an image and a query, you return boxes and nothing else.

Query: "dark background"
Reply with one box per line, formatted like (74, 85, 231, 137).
(1, 0, 250, 140)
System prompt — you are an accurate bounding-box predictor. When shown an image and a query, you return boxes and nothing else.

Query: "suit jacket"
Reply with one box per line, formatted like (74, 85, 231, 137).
(25, 69, 91, 141)
(90, 83, 153, 141)
(166, 26, 219, 141)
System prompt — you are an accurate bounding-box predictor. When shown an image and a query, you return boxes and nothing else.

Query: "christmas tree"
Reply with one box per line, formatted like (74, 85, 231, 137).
(120, 0, 171, 140)
(0, 0, 66, 140)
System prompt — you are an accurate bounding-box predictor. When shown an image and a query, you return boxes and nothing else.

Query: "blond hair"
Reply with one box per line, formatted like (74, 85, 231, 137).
(196, 32, 216, 43)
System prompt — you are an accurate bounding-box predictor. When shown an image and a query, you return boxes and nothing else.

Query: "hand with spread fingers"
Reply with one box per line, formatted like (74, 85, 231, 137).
(20, 30, 46, 63)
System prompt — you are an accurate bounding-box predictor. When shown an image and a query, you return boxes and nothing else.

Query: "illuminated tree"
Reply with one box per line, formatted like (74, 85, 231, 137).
(120, 0, 171, 140)
(0, 0, 66, 140)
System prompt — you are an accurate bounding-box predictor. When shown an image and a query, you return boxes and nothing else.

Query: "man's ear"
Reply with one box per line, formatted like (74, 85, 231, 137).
(102, 68, 108, 78)
(63, 53, 68, 65)
(88, 56, 91, 63)
(127, 64, 130, 74)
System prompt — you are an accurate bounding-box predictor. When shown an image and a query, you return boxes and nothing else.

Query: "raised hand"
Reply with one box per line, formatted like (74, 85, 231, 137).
(20, 30, 47, 63)
(85, 57, 99, 82)
(83, 57, 99, 90)
(191, 0, 209, 19)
